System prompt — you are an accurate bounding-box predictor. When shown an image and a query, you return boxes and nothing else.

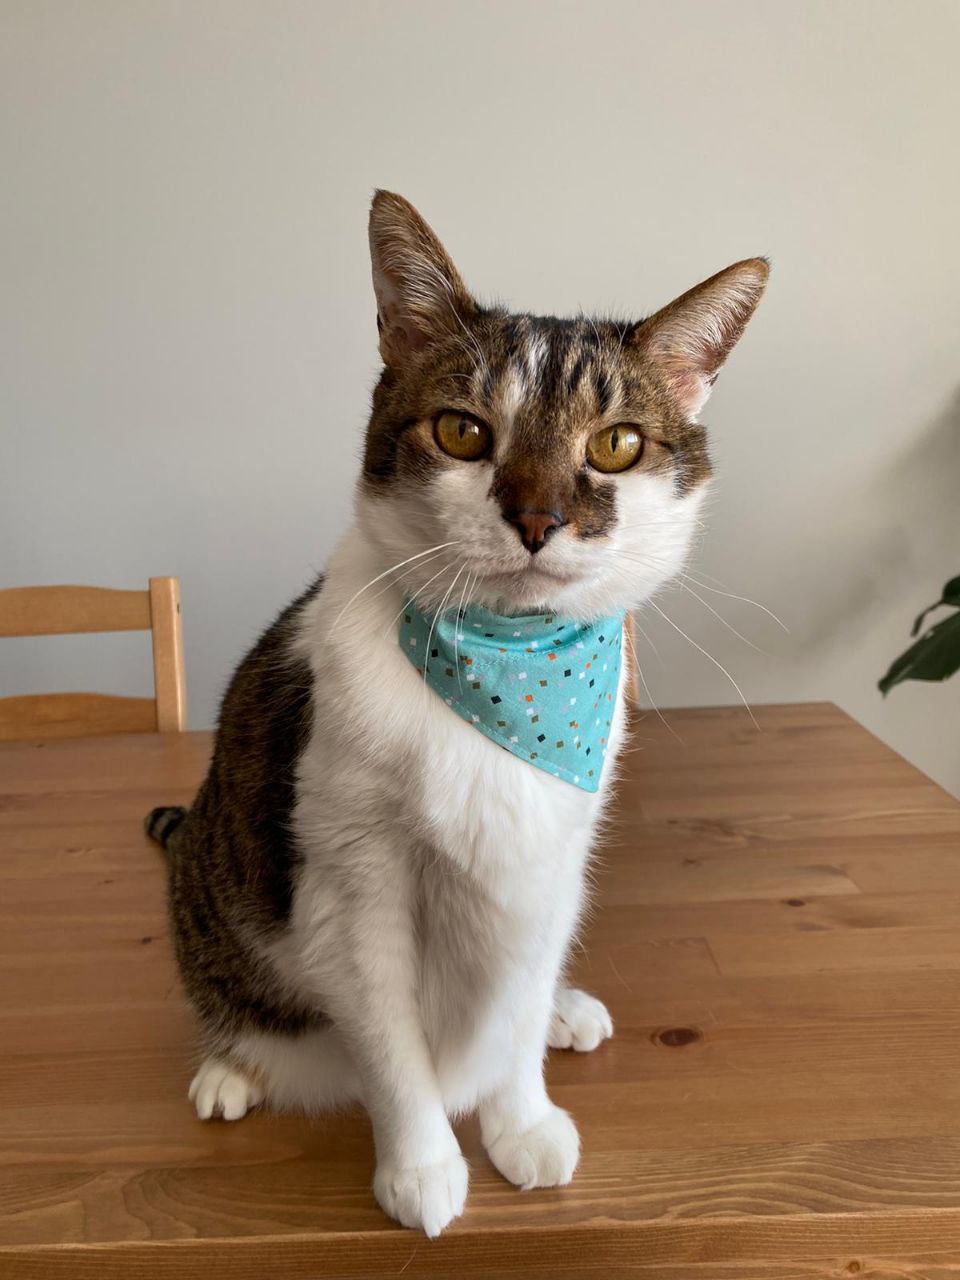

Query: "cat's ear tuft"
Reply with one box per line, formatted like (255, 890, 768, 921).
(633, 258, 769, 419)
(368, 191, 478, 367)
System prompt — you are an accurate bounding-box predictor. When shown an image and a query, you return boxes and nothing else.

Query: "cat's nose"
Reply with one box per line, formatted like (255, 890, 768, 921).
(506, 509, 565, 554)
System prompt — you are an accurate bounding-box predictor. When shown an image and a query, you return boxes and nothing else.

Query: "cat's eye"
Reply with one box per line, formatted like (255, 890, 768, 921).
(434, 411, 492, 461)
(586, 424, 644, 473)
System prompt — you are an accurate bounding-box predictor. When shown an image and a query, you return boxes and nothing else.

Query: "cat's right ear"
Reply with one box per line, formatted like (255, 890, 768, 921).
(368, 191, 478, 367)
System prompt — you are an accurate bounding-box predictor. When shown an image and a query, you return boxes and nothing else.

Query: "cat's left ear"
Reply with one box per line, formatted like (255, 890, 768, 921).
(368, 190, 479, 367)
(633, 258, 769, 419)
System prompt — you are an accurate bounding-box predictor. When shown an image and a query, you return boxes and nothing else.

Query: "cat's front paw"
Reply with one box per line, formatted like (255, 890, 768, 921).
(485, 1105, 580, 1190)
(548, 987, 613, 1052)
(373, 1151, 469, 1237)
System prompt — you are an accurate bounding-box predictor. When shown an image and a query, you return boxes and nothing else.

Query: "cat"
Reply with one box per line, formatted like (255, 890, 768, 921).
(146, 191, 767, 1236)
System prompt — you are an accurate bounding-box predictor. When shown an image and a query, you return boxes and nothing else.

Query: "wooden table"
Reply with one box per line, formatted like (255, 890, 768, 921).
(2, 704, 960, 1278)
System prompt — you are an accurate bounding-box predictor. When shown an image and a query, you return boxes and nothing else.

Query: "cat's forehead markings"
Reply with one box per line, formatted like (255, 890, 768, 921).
(523, 331, 549, 389)
(498, 363, 526, 428)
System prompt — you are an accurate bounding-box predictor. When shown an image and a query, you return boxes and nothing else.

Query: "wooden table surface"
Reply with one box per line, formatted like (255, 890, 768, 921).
(2, 703, 960, 1278)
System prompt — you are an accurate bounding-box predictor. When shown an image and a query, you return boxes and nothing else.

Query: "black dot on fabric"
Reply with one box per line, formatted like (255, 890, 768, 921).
(531, 715, 539, 724)
(496, 719, 506, 727)
(404, 614, 412, 624)
(491, 695, 502, 704)
(530, 752, 538, 759)
(539, 679, 548, 687)
(599, 635, 605, 642)
(585, 747, 591, 755)
(564, 668, 571, 677)
(445, 667, 454, 677)
(589, 679, 595, 687)
(431, 648, 439, 657)
(537, 734, 546, 743)
(484, 632, 494, 638)
(472, 681, 481, 690)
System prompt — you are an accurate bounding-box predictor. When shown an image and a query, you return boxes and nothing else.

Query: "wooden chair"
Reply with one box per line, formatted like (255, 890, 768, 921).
(0, 578, 186, 741)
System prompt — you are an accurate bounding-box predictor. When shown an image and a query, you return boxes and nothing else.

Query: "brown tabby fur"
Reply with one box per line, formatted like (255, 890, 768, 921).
(147, 191, 767, 1056)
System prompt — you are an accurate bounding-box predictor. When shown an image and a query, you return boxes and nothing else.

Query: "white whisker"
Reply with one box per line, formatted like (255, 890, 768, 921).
(330, 541, 457, 633)
(647, 600, 759, 730)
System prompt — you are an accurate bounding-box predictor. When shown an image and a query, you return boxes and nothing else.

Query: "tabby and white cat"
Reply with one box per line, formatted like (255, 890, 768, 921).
(147, 192, 767, 1236)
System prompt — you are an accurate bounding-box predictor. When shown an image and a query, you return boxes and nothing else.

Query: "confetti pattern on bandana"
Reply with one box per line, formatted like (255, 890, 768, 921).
(399, 601, 624, 792)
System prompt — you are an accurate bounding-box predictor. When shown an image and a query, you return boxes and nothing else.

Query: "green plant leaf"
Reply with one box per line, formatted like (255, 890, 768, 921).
(911, 576, 960, 636)
(880, 608, 960, 694)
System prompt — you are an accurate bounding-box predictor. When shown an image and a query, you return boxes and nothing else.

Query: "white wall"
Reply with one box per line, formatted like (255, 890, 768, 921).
(3, 0, 959, 795)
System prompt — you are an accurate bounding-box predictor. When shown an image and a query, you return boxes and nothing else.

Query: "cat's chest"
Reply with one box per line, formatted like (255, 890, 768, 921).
(328, 608, 615, 886)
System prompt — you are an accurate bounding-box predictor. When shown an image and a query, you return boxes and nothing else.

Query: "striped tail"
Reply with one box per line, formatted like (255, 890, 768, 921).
(145, 805, 188, 852)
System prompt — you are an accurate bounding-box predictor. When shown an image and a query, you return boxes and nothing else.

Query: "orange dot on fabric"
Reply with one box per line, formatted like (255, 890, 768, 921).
(548, 652, 557, 660)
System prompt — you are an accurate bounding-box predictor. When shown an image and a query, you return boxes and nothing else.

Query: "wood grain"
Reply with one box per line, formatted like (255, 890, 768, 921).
(0, 578, 186, 740)
(1, 703, 959, 1278)
(0, 693, 157, 742)
(0, 585, 151, 637)
(148, 578, 186, 733)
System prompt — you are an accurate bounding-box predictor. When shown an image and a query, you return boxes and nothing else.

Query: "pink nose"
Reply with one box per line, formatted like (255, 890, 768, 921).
(507, 509, 564, 554)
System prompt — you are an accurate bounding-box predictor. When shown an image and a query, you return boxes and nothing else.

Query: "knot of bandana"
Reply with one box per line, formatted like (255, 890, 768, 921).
(398, 600, 624, 792)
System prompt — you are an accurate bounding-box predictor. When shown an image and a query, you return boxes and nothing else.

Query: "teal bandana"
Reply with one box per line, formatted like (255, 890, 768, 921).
(399, 600, 624, 792)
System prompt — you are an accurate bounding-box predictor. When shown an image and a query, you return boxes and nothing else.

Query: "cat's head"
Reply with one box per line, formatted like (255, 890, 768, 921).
(358, 190, 767, 620)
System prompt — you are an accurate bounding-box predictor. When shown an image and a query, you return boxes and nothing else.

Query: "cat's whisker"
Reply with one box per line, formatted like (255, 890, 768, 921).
(621, 615, 684, 745)
(631, 608, 665, 668)
(382, 559, 458, 640)
(423, 567, 466, 692)
(351, 549, 457, 643)
(330, 541, 457, 634)
(679, 579, 770, 655)
(453, 569, 475, 695)
(680, 571, 790, 632)
(647, 599, 759, 730)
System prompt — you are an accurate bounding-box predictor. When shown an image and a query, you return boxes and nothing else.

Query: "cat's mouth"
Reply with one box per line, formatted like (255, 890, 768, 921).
(482, 564, 580, 588)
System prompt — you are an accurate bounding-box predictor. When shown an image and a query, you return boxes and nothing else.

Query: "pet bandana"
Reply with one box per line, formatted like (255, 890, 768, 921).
(398, 600, 624, 792)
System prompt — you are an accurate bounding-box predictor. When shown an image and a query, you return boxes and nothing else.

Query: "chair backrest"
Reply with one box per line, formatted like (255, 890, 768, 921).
(0, 577, 186, 741)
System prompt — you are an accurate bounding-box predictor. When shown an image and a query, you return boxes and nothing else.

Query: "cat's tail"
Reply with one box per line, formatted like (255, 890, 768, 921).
(144, 805, 188, 854)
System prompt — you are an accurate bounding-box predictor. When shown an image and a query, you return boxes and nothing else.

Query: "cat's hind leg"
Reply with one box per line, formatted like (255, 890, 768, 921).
(189, 1058, 265, 1121)
(189, 1026, 360, 1121)
(547, 987, 613, 1053)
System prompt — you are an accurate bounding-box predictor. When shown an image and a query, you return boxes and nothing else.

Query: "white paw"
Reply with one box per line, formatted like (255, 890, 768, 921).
(188, 1058, 264, 1121)
(548, 987, 613, 1052)
(373, 1151, 469, 1237)
(485, 1105, 580, 1190)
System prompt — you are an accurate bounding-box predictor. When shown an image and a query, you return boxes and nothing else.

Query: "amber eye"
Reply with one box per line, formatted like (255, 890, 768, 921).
(586, 424, 644, 473)
(434, 411, 492, 461)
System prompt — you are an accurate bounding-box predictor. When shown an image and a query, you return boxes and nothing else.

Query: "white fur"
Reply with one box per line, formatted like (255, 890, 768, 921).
(233, 461, 692, 1235)
(282, 530, 618, 1234)
(191, 419, 703, 1235)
